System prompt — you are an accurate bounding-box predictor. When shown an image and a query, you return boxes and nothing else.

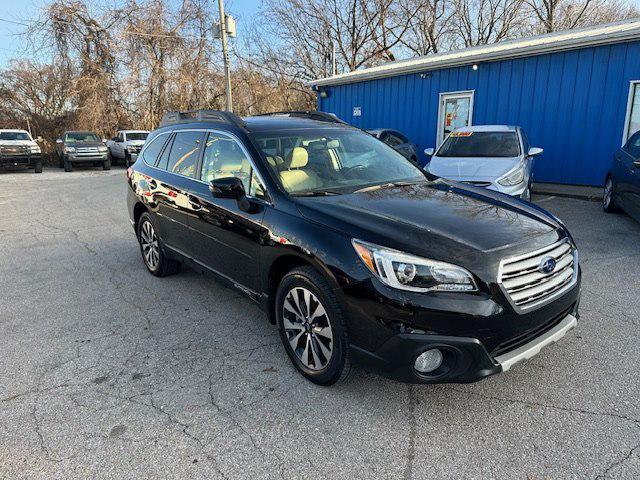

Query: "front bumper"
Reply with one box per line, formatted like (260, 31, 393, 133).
(0, 153, 41, 167)
(67, 153, 108, 163)
(351, 298, 579, 384)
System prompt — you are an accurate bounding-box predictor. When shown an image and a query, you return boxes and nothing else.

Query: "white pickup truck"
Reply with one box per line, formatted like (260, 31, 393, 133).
(106, 130, 149, 166)
(0, 129, 43, 173)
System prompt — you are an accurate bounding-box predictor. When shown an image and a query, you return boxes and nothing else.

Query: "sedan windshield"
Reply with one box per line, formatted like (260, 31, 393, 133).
(126, 132, 148, 141)
(252, 128, 425, 195)
(65, 132, 101, 143)
(437, 132, 520, 157)
(0, 132, 31, 141)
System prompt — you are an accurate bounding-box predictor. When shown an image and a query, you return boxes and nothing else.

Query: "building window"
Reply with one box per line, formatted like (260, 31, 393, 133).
(623, 81, 640, 145)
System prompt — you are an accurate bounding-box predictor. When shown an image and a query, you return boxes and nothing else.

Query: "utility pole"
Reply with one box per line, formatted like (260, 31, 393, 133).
(217, 0, 233, 111)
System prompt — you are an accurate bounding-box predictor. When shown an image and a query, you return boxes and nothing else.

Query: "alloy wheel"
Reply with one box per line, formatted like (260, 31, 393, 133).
(282, 287, 333, 371)
(140, 220, 160, 270)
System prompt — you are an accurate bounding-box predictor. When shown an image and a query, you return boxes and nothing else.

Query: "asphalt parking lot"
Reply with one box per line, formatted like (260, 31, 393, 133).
(1, 167, 639, 480)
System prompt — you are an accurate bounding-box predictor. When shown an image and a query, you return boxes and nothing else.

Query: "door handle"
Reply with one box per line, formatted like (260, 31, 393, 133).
(187, 195, 203, 211)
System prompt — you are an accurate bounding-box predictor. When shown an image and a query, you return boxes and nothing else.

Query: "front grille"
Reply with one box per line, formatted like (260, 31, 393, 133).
(498, 239, 578, 311)
(464, 181, 491, 187)
(76, 147, 99, 154)
(0, 145, 29, 157)
(491, 305, 573, 357)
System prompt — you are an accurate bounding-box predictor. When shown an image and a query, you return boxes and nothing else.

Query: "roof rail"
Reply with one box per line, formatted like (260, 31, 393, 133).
(256, 110, 346, 124)
(160, 110, 246, 129)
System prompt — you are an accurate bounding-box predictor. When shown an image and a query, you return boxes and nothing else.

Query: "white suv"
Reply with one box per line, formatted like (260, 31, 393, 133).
(107, 130, 149, 166)
(0, 129, 43, 173)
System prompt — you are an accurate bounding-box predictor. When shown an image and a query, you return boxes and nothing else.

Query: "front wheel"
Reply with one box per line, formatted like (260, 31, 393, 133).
(137, 213, 180, 277)
(103, 158, 111, 170)
(34, 160, 43, 173)
(275, 266, 350, 386)
(64, 158, 73, 172)
(603, 176, 619, 212)
(521, 182, 532, 202)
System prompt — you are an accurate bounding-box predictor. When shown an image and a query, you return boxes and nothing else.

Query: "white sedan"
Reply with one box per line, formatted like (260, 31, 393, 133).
(424, 125, 543, 201)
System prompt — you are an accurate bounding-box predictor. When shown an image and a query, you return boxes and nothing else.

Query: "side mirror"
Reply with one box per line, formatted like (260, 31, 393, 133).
(56, 139, 63, 144)
(528, 147, 543, 156)
(209, 177, 245, 199)
(424, 148, 435, 156)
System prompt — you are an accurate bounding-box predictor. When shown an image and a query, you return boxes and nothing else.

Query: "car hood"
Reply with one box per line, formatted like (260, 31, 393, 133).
(427, 156, 520, 181)
(0, 140, 36, 147)
(295, 181, 560, 261)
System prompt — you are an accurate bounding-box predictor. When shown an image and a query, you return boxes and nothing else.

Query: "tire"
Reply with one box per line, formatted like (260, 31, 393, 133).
(64, 158, 73, 172)
(103, 158, 111, 170)
(521, 182, 532, 202)
(124, 153, 131, 167)
(137, 213, 180, 277)
(34, 161, 43, 173)
(603, 176, 619, 212)
(58, 154, 63, 168)
(275, 266, 351, 386)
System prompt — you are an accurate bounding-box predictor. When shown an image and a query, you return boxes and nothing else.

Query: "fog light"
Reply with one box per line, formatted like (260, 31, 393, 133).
(414, 349, 443, 374)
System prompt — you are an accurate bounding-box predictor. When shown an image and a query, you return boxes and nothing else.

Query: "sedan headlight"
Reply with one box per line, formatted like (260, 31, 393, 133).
(352, 239, 477, 293)
(498, 167, 525, 186)
(64, 146, 76, 153)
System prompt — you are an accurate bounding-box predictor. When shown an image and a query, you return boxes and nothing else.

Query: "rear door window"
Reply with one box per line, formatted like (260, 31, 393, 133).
(165, 131, 204, 178)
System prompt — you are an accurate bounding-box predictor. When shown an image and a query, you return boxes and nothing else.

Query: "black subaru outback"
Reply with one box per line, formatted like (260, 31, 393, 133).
(127, 110, 581, 386)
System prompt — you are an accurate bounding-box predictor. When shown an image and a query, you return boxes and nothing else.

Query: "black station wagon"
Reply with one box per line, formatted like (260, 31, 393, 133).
(127, 110, 581, 386)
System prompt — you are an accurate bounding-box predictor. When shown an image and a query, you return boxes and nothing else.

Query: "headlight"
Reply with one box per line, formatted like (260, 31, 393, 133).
(30, 145, 41, 153)
(498, 167, 525, 186)
(64, 146, 76, 153)
(98, 146, 108, 152)
(352, 239, 478, 293)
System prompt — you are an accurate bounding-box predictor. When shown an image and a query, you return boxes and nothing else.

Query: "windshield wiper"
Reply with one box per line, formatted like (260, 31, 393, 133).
(291, 190, 342, 197)
(353, 181, 416, 193)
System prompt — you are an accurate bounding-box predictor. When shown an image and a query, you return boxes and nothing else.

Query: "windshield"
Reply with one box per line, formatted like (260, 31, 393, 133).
(437, 132, 520, 157)
(0, 132, 31, 141)
(65, 132, 101, 143)
(126, 132, 148, 141)
(252, 128, 425, 195)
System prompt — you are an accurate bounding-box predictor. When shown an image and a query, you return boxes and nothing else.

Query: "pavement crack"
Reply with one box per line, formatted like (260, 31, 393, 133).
(594, 443, 640, 479)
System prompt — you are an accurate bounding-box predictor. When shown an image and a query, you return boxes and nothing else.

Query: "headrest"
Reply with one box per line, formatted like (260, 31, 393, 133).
(288, 147, 308, 169)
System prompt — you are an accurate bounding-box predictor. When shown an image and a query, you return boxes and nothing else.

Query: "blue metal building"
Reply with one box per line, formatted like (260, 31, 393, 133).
(311, 19, 640, 186)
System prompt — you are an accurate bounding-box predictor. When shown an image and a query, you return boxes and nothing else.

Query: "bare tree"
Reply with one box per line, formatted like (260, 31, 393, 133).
(524, 0, 638, 33)
(398, 0, 457, 55)
(452, 0, 528, 47)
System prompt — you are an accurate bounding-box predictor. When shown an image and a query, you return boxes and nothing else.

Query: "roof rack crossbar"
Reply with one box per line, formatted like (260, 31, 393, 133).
(256, 110, 346, 124)
(160, 110, 246, 129)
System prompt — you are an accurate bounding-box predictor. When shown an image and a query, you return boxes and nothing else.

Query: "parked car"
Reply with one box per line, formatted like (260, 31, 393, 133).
(0, 129, 43, 173)
(127, 110, 580, 386)
(604, 131, 640, 222)
(56, 131, 110, 172)
(107, 130, 149, 166)
(367, 128, 420, 165)
(424, 125, 543, 201)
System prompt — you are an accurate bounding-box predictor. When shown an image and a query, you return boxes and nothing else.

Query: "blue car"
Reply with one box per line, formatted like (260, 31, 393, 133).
(604, 131, 640, 222)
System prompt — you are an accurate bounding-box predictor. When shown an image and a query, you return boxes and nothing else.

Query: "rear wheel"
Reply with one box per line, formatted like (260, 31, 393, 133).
(275, 266, 350, 386)
(137, 213, 180, 277)
(603, 176, 619, 212)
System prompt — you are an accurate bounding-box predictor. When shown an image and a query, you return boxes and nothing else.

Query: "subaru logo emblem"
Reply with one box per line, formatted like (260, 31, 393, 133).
(539, 256, 556, 274)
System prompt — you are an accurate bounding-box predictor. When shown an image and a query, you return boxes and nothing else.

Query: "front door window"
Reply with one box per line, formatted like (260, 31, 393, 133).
(438, 92, 474, 145)
(624, 82, 640, 144)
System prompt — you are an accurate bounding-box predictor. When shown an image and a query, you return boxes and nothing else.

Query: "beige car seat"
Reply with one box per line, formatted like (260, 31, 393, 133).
(279, 147, 321, 192)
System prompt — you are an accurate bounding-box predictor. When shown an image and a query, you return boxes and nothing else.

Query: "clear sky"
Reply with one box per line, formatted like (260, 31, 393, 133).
(0, 0, 263, 67)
